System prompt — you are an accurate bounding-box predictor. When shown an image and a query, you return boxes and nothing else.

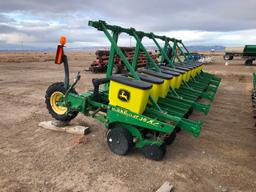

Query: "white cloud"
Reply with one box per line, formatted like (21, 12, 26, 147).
(1, 0, 256, 49)
(159, 30, 256, 46)
(0, 32, 37, 44)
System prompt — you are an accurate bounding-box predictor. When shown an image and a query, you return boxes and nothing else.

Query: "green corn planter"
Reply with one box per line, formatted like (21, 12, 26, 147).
(44, 20, 221, 161)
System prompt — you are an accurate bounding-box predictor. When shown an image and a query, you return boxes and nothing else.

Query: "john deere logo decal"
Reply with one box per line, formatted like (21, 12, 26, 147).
(118, 89, 130, 102)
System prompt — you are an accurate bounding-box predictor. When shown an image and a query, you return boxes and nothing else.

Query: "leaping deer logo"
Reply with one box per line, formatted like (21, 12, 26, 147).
(118, 89, 130, 102)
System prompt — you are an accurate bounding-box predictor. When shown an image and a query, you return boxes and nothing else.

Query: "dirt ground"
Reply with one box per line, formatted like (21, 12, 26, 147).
(0, 51, 255, 192)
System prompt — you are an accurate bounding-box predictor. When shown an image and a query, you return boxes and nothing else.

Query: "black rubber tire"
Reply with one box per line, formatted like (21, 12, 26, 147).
(223, 55, 233, 60)
(245, 59, 253, 66)
(107, 127, 133, 155)
(184, 108, 193, 118)
(142, 144, 166, 161)
(223, 54, 230, 60)
(164, 130, 176, 145)
(175, 127, 181, 133)
(45, 82, 78, 122)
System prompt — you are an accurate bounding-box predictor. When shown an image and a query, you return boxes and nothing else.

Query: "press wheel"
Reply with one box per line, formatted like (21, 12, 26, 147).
(142, 144, 166, 161)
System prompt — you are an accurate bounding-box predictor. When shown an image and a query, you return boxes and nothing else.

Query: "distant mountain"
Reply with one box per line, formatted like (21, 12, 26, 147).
(144, 45, 225, 52)
(187, 45, 225, 52)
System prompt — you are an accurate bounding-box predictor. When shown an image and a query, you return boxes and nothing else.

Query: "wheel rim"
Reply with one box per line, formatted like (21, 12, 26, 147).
(50, 91, 67, 115)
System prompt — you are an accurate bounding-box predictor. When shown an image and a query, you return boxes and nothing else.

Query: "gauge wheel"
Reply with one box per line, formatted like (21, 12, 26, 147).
(142, 144, 166, 161)
(107, 126, 133, 155)
(45, 82, 78, 122)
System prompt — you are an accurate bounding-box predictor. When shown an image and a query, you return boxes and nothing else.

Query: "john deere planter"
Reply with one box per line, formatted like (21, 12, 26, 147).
(45, 20, 221, 161)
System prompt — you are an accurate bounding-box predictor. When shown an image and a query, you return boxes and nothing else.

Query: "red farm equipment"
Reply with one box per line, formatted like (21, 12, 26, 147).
(89, 47, 158, 74)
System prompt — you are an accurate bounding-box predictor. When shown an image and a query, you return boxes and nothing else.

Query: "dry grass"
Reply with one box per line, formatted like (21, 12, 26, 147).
(0, 51, 95, 63)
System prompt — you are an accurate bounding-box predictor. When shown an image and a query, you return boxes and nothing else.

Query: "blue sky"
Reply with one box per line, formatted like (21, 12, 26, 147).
(0, 0, 256, 50)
